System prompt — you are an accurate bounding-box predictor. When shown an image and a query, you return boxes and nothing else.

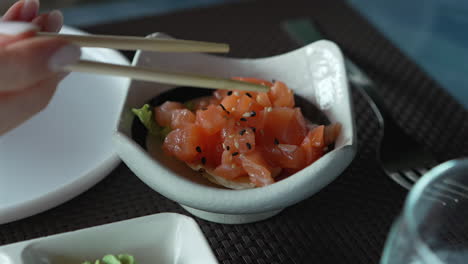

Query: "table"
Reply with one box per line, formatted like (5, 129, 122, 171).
(1, 0, 467, 263)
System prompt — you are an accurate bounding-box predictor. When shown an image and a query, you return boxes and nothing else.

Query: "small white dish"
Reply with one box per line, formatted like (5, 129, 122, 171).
(0, 26, 130, 224)
(113, 33, 357, 224)
(0, 213, 218, 264)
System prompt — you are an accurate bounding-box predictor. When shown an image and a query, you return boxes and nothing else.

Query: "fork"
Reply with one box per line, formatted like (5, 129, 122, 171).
(424, 178, 468, 206)
(282, 18, 439, 189)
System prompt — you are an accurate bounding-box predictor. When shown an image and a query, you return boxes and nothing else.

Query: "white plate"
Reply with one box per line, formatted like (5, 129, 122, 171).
(0, 26, 130, 224)
(0, 213, 218, 264)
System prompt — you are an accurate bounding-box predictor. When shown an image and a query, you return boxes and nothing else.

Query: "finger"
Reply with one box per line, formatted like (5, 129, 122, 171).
(2, 0, 40, 22)
(0, 27, 81, 92)
(31, 10, 63, 33)
(1, 1, 24, 21)
(0, 73, 66, 136)
(0, 21, 38, 46)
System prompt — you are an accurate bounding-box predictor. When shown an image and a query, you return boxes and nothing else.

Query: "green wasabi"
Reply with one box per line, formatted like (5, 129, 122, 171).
(82, 254, 136, 264)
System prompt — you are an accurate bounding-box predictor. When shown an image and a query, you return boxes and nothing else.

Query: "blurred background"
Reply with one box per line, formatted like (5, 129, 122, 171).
(1, 0, 467, 108)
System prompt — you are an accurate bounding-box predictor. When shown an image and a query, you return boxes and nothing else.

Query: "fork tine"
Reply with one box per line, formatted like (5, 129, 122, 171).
(432, 183, 468, 201)
(403, 170, 420, 182)
(424, 187, 459, 203)
(389, 171, 413, 190)
(443, 179, 468, 192)
(435, 180, 468, 201)
(415, 167, 429, 176)
(420, 193, 447, 206)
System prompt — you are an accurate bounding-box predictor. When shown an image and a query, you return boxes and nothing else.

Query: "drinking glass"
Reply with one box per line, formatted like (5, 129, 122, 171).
(381, 158, 468, 264)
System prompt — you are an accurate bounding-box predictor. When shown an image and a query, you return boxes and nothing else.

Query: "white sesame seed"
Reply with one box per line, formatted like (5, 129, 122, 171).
(234, 141, 240, 149)
(232, 107, 236, 111)
(256, 95, 262, 103)
(229, 134, 234, 138)
(242, 112, 251, 117)
(234, 91, 240, 96)
(236, 122, 241, 126)
(222, 143, 226, 149)
(266, 107, 273, 112)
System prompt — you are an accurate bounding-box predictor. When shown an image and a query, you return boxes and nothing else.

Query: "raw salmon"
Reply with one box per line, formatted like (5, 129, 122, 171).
(150, 78, 340, 189)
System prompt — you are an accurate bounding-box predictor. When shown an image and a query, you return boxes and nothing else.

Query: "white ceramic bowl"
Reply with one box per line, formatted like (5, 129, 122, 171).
(0, 213, 217, 263)
(113, 33, 357, 224)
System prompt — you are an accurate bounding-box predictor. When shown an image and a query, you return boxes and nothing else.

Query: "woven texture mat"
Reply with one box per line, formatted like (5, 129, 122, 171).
(1, 0, 467, 263)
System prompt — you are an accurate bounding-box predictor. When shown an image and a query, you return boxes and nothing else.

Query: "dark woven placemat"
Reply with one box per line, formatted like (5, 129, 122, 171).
(1, 0, 467, 263)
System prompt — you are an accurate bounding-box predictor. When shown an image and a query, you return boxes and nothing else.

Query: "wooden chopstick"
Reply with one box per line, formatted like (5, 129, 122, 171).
(65, 60, 270, 92)
(37, 32, 230, 53)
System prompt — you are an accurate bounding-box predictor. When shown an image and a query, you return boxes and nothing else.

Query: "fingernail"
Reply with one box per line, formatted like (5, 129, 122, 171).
(20, 0, 39, 21)
(48, 44, 81, 72)
(45, 10, 63, 33)
(0, 21, 38, 35)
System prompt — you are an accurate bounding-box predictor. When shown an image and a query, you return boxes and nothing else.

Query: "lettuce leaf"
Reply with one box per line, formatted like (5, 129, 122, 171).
(132, 104, 172, 140)
(131, 104, 161, 136)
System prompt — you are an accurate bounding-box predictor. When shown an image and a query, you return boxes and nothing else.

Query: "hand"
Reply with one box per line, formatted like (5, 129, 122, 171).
(0, 0, 81, 136)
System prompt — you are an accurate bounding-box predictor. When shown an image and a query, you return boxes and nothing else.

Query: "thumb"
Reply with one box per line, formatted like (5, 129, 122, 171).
(0, 22, 81, 92)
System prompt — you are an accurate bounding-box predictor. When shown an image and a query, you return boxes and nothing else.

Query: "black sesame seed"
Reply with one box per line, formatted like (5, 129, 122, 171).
(246, 143, 252, 150)
(196, 146, 202, 153)
(274, 138, 279, 145)
(232, 152, 239, 156)
(272, 79, 276, 83)
(226, 146, 230, 150)
(240, 118, 247, 122)
(227, 91, 233, 96)
(250, 111, 256, 117)
(250, 127, 256, 133)
(219, 104, 231, 114)
(239, 129, 246, 136)
(201, 157, 207, 165)
(246, 92, 252, 98)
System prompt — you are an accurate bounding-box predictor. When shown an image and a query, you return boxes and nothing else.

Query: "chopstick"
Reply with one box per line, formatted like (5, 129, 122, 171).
(65, 60, 270, 92)
(37, 32, 230, 53)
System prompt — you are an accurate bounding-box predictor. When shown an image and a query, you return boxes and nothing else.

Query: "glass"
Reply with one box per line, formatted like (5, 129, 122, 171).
(381, 158, 468, 264)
